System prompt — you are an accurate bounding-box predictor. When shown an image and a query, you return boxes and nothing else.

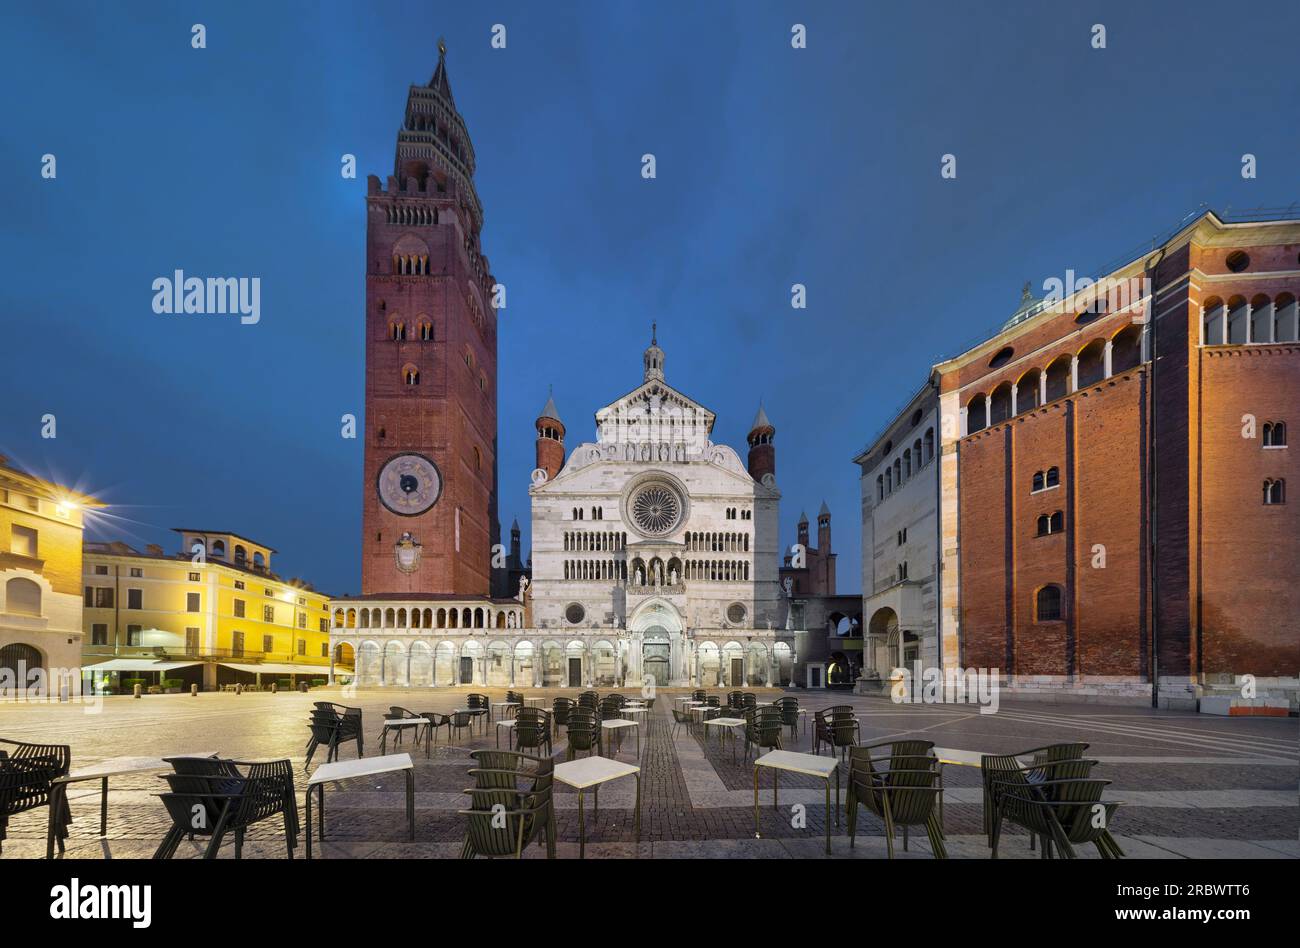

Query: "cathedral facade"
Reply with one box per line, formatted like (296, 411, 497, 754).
(525, 332, 792, 687)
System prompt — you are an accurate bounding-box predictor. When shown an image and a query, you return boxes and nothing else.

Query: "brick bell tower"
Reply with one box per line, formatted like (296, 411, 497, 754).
(746, 403, 776, 482)
(361, 39, 498, 596)
(534, 390, 565, 482)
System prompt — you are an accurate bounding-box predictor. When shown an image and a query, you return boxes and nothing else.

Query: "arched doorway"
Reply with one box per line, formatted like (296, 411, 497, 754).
(642, 627, 671, 686)
(867, 607, 900, 674)
(0, 642, 43, 695)
(630, 599, 685, 685)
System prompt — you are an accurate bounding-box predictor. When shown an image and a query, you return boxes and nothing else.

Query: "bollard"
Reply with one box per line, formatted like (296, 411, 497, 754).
(270, 681, 277, 694)
(191, 684, 198, 697)
(299, 681, 309, 693)
(133, 683, 142, 699)
(236, 683, 243, 695)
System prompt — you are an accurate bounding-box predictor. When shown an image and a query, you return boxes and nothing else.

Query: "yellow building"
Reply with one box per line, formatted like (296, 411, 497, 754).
(82, 529, 332, 692)
(1, 455, 101, 697)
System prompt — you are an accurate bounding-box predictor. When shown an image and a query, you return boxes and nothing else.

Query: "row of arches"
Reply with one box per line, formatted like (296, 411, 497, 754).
(389, 319, 434, 341)
(1202, 294, 1299, 346)
(334, 637, 793, 689)
(385, 205, 439, 226)
(569, 508, 605, 521)
(563, 531, 625, 552)
(392, 254, 429, 276)
(966, 324, 1144, 435)
(723, 508, 752, 520)
(564, 559, 625, 581)
(684, 531, 750, 552)
(876, 427, 937, 501)
(332, 604, 524, 631)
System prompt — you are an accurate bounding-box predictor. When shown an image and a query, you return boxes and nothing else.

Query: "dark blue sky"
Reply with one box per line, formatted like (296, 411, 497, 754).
(3, 1, 1298, 595)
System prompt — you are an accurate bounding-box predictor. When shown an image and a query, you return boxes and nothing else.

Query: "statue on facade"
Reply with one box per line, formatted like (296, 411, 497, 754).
(635, 567, 643, 586)
(669, 568, 677, 586)
(517, 575, 530, 602)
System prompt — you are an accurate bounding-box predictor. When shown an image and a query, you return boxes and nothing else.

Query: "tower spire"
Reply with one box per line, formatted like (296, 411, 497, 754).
(643, 325, 665, 382)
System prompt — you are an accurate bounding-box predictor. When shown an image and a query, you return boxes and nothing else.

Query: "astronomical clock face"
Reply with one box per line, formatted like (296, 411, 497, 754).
(377, 453, 442, 516)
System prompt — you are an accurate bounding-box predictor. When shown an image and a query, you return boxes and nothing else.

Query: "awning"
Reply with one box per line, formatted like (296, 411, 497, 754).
(83, 659, 201, 673)
(218, 663, 328, 676)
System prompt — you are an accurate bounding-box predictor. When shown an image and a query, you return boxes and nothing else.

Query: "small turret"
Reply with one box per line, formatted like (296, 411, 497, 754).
(797, 510, 809, 547)
(535, 389, 565, 482)
(643, 323, 665, 382)
(747, 402, 776, 482)
(817, 501, 831, 553)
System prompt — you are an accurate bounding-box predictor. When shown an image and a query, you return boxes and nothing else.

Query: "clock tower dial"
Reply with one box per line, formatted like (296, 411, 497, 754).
(377, 453, 442, 516)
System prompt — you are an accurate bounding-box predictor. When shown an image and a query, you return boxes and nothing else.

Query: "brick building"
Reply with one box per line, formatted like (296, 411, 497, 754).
(928, 210, 1298, 708)
(780, 504, 862, 687)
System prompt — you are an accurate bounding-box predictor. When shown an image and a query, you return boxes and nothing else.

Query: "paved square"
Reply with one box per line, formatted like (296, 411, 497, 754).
(0, 688, 1295, 859)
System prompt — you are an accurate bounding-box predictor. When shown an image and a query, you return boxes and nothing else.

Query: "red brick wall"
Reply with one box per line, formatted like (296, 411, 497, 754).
(361, 189, 496, 597)
(1197, 344, 1300, 677)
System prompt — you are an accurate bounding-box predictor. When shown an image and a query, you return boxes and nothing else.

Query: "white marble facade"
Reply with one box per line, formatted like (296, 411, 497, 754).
(526, 336, 790, 686)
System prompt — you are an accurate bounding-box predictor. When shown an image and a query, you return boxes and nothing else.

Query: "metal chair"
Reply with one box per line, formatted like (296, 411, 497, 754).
(0, 738, 71, 857)
(847, 743, 946, 858)
(565, 708, 602, 760)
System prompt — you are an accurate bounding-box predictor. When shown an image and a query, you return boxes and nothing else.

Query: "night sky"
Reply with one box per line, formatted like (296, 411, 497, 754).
(3, 0, 1298, 595)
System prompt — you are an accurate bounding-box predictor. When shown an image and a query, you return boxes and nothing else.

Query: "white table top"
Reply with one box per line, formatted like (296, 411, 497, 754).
(496, 719, 517, 728)
(620, 707, 648, 715)
(63, 753, 219, 783)
(704, 717, 746, 727)
(754, 750, 839, 778)
(308, 753, 413, 785)
(382, 717, 430, 727)
(932, 747, 1027, 768)
(601, 718, 638, 730)
(553, 756, 640, 790)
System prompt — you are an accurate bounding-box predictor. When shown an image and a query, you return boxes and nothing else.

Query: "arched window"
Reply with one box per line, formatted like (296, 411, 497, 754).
(418, 320, 433, 341)
(403, 365, 420, 385)
(989, 382, 1013, 424)
(1050, 510, 1064, 533)
(472, 446, 481, 471)
(1227, 296, 1249, 344)
(924, 428, 934, 462)
(1202, 297, 1226, 345)
(1250, 295, 1273, 344)
(903, 449, 912, 478)
(1274, 293, 1298, 342)
(1035, 514, 1049, 536)
(1111, 324, 1142, 373)
(893, 458, 902, 485)
(966, 395, 987, 434)
(1036, 585, 1063, 621)
(885, 469, 892, 493)
(1263, 422, 1287, 447)
(1076, 339, 1107, 388)
(1032, 471, 1044, 492)
(1264, 479, 1286, 505)
(877, 475, 884, 501)
(391, 321, 406, 341)
(1045, 355, 1071, 401)
(5, 577, 42, 617)
(1045, 467, 1060, 488)
(1016, 370, 1042, 414)
(211, 540, 226, 559)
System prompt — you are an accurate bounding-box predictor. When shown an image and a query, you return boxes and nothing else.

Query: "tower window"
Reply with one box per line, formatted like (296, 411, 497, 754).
(391, 321, 406, 341)
(1264, 479, 1286, 505)
(1036, 585, 1063, 621)
(1032, 471, 1044, 492)
(403, 365, 420, 385)
(1045, 467, 1060, 488)
(1263, 421, 1287, 447)
(419, 320, 433, 341)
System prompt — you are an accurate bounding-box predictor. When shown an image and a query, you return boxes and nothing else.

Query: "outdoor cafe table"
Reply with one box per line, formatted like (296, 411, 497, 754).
(601, 718, 640, 757)
(619, 705, 648, 729)
(753, 750, 840, 854)
(704, 716, 746, 764)
(523, 697, 546, 708)
(492, 701, 521, 719)
(496, 718, 517, 749)
(304, 753, 414, 859)
(45, 752, 217, 859)
(930, 746, 1028, 827)
(379, 717, 432, 757)
(553, 756, 641, 859)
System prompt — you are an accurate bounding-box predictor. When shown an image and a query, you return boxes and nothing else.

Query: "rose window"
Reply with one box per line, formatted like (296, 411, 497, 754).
(630, 483, 683, 536)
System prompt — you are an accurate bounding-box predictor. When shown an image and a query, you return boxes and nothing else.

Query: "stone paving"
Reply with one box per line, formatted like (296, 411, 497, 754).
(0, 687, 1295, 859)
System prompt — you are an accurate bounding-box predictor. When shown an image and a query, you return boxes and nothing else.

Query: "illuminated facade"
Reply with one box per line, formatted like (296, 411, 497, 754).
(82, 529, 332, 691)
(0, 456, 100, 696)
